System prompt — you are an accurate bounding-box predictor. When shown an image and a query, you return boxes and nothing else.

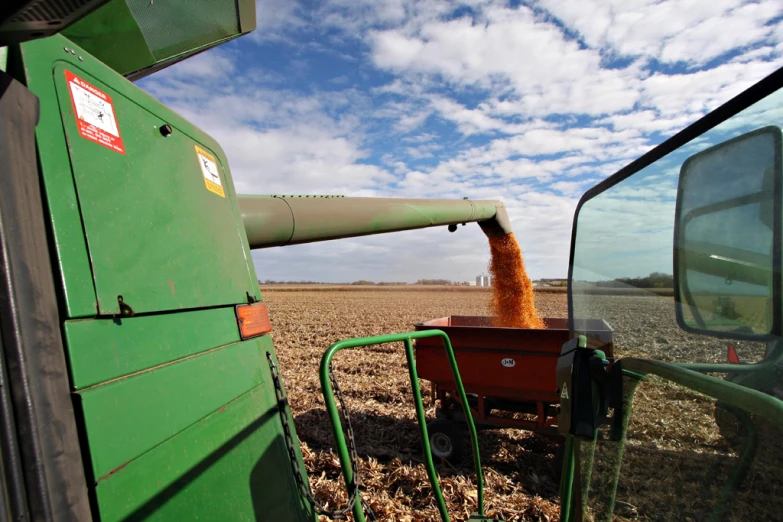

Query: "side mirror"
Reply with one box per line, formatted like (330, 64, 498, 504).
(674, 126, 782, 340)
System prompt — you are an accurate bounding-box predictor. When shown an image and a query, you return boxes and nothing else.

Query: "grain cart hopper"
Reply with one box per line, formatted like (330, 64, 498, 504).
(0, 1, 511, 521)
(412, 316, 612, 464)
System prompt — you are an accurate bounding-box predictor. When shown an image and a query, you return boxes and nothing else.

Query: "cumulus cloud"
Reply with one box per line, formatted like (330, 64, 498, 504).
(137, 0, 783, 282)
(538, 0, 783, 65)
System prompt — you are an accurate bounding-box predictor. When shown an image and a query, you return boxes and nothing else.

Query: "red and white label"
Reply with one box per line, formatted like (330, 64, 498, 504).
(65, 71, 125, 154)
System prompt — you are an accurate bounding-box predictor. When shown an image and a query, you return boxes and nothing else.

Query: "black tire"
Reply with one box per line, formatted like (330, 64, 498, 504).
(426, 418, 464, 464)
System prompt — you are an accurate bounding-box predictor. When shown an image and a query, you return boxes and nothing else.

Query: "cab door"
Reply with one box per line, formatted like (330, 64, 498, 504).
(563, 69, 783, 521)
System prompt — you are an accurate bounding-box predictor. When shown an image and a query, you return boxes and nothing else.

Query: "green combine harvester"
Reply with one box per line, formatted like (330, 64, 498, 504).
(0, 1, 781, 521)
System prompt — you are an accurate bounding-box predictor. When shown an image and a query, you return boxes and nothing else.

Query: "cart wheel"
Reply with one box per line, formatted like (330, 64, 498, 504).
(426, 419, 464, 464)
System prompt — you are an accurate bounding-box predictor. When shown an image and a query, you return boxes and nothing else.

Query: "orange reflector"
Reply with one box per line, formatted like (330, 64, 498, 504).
(236, 303, 272, 340)
(727, 344, 741, 364)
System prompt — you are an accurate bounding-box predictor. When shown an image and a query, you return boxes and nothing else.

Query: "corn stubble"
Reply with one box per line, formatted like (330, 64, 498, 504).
(264, 289, 566, 521)
(489, 233, 545, 329)
(261, 276, 776, 519)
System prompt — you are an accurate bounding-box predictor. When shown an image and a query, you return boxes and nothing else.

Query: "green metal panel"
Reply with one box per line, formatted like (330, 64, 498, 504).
(20, 34, 285, 521)
(94, 385, 314, 522)
(21, 35, 262, 315)
(64, 307, 241, 389)
(60, 0, 155, 75)
(20, 37, 99, 317)
(78, 338, 265, 479)
(51, 67, 253, 315)
(61, 0, 256, 80)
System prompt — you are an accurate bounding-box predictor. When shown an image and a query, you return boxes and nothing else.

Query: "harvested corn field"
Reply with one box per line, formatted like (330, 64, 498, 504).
(264, 287, 565, 521)
(262, 287, 781, 521)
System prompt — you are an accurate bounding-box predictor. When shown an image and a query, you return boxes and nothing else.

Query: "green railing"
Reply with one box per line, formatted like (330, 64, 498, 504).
(569, 357, 783, 522)
(676, 339, 783, 375)
(320, 330, 485, 522)
(621, 358, 783, 430)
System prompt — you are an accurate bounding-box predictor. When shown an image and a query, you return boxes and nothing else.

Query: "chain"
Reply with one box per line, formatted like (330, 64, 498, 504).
(266, 352, 376, 521)
(329, 361, 378, 521)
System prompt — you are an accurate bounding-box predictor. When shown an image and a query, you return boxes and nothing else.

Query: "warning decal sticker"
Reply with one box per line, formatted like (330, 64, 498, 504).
(65, 71, 125, 154)
(195, 146, 225, 197)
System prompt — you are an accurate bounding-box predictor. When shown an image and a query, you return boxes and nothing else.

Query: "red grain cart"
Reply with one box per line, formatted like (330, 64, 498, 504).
(414, 316, 613, 462)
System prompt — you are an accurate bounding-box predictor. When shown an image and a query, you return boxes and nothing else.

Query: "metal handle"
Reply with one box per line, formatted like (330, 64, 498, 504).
(319, 329, 485, 522)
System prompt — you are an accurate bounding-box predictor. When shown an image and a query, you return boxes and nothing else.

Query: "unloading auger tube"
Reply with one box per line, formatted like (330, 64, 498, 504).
(238, 195, 513, 248)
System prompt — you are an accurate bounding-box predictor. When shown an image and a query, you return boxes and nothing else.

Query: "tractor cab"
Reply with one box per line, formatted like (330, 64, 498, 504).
(563, 74, 783, 520)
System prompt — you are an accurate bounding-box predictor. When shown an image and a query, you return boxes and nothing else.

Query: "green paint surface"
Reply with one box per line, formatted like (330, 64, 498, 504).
(94, 385, 314, 522)
(78, 338, 266, 479)
(20, 34, 285, 521)
(64, 307, 241, 389)
(21, 37, 99, 317)
(61, 0, 254, 79)
(21, 35, 259, 317)
(53, 61, 253, 315)
(62, 0, 155, 75)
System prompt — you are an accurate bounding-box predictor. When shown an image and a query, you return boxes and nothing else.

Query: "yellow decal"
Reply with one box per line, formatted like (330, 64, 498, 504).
(195, 145, 225, 197)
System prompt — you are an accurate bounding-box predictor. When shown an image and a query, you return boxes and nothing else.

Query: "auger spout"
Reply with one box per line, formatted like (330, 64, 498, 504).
(238, 195, 513, 249)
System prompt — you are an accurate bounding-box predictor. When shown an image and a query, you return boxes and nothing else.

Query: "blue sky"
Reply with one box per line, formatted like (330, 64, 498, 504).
(140, 0, 783, 283)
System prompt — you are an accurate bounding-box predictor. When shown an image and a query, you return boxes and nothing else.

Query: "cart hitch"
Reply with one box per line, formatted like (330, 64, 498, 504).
(555, 336, 622, 440)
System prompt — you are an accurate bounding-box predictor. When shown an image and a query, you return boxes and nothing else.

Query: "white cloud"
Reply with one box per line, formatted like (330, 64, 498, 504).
(597, 110, 694, 135)
(369, 5, 642, 117)
(143, 62, 395, 196)
(550, 180, 596, 197)
(253, 0, 307, 42)
(160, 50, 235, 80)
(538, 0, 783, 65)
(363, 1, 782, 127)
(138, 0, 783, 282)
(428, 96, 555, 136)
(372, 101, 433, 133)
(641, 58, 783, 117)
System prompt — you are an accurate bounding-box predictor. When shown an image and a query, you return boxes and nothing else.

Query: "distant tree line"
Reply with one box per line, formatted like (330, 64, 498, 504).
(595, 272, 673, 289)
(415, 279, 461, 286)
(259, 279, 470, 286)
(535, 279, 568, 287)
(350, 280, 408, 286)
(260, 280, 326, 285)
(353, 279, 468, 286)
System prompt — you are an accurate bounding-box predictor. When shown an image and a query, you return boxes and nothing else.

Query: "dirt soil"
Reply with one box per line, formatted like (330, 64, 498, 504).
(264, 288, 565, 522)
(262, 288, 779, 522)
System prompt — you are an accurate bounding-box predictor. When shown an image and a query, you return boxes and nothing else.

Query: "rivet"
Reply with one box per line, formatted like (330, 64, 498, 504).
(63, 47, 69, 52)
(70, 49, 76, 55)
(78, 56, 84, 61)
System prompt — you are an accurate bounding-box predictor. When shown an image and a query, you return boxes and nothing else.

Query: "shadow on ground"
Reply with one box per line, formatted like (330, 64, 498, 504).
(294, 408, 561, 499)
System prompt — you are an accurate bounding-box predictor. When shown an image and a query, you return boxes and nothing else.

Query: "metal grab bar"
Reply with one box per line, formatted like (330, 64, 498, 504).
(319, 329, 485, 522)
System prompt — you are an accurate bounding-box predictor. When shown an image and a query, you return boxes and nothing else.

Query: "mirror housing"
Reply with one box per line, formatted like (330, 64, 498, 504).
(674, 126, 782, 340)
